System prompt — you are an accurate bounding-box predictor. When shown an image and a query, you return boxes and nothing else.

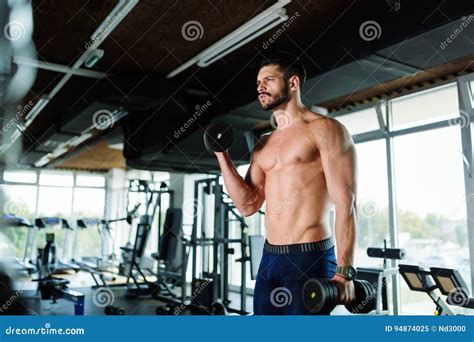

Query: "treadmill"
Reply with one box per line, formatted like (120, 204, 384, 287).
(34, 217, 80, 274)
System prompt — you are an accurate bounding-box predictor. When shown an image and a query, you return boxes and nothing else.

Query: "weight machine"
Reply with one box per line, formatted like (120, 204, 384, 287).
(33, 233, 85, 315)
(188, 177, 252, 314)
(121, 179, 174, 297)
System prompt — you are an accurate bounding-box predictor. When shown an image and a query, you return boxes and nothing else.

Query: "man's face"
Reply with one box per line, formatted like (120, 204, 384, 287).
(257, 65, 291, 111)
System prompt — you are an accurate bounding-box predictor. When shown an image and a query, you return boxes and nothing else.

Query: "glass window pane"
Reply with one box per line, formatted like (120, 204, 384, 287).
(73, 188, 105, 217)
(3, 170, 37, 183)
(335, 107, 380, 135)
(393, 126, 468, 314)
(354, 140, 389, 268)
(391, 83, 459, 130)
(0, 185, 37, 258)
(1, 184, 37, 217)
(37, 187, 73, 216)
(76, 174, 105, 187)
(39, 172, 73, 186)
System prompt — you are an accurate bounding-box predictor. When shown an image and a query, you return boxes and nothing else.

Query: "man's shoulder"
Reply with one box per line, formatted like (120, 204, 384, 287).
(306, 113, 352, 147)
(307, 113, 344, 135)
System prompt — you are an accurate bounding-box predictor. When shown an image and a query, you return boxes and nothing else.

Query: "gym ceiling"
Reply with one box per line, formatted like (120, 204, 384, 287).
(5, 0, 474, 172)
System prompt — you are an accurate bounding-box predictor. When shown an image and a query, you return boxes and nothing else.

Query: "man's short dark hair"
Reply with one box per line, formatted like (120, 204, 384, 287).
(259, 52, 307, 88)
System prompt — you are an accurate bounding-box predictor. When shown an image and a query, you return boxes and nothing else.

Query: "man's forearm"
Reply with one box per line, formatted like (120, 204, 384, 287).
(215, 152, 259, 210)
(334, 207, 356, 266)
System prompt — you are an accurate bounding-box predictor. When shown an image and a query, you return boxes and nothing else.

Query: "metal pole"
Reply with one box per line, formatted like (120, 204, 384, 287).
(240, 223, 247, 312)
(156, 191, 162, 276)
(222, 201, 229, 305)
(457, 75, 474, 293)
(191, 180, 199, 284)
(213, 182, 222, 301)
(385, 101, 401, 315)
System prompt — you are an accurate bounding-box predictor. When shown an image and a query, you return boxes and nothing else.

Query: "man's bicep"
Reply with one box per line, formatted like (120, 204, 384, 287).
(244, 154, 266, 193)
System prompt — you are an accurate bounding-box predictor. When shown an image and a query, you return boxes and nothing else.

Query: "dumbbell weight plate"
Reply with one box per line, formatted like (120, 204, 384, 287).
(322, 279, 339, 314)
(104, 305, 114, 315)
(302, 278, 338, 314)
(203, 122, 233, 152)
(344, 279, 376, 314)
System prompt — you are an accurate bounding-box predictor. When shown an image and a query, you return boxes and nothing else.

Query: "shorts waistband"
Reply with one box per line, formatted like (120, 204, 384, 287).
(264, 237, 334, 254)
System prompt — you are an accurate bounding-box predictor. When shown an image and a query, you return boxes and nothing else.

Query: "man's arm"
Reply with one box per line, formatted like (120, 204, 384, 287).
(315, 118, 357, 266)
(215, 138, 266, 217)
(314, 118, 357, 302)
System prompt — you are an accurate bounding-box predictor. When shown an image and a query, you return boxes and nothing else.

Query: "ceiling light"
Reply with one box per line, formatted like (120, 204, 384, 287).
(167, 0, 291, 78)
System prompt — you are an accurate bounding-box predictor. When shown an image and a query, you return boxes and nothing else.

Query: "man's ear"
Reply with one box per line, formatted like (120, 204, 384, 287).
(288, 75, 300, 91)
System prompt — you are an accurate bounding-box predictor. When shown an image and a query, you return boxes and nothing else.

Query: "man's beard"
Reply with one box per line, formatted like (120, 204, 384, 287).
(261, 81, 290, 111)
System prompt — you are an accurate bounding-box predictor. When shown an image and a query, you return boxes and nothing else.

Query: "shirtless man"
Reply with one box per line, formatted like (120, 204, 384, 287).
(214, 53, 357, 315)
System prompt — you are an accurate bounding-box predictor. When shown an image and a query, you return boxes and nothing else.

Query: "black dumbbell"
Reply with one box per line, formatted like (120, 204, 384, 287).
(209, 302, 227, 315)
(203, 122, 233, 152)
(302, 278, 376, 315)
(345, 280, 377, 314)
(104, 305, 125, 315)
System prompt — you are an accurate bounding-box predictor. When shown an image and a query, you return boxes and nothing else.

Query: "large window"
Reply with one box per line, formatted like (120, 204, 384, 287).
(335, 107, 381, 135)
(330, 80, 472, 314)
(37, 186, 73, 216)
(393, 126, 468, 313)
(354, 140, 389, 268)
(1, 183, 37, 258)
(390, 83, 459, 130)
(0, 170, 106, 262)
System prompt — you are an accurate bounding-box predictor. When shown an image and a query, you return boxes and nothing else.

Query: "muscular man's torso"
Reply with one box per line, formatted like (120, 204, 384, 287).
(254, 112, 332, 244)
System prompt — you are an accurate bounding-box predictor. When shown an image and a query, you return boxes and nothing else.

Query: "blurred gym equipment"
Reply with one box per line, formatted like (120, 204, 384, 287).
(34, 217, 80, 274)
(33, 233, 85, 315)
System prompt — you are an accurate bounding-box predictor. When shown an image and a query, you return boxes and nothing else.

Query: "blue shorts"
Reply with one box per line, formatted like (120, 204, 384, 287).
(253, 237, 336, 315)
